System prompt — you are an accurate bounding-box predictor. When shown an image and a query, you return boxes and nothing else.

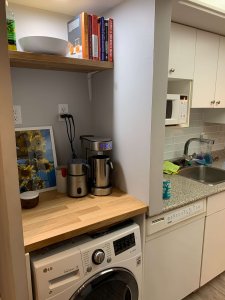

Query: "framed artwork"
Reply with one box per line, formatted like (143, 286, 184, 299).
(15, 126, 57, 192)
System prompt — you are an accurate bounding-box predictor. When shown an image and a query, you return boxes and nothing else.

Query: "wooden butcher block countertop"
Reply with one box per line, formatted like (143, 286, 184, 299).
(22, 189, 148, 253)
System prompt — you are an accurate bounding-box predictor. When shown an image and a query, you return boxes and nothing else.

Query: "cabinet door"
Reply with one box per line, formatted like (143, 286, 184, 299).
(192, 30, 219, 108)
(206, 192, 225, 216)
(144, 217, 204, 300)
(25, 253, 33, 300)
(168, 23, 196, 79)
(214, 36, 225, 108)
(201, 208, 225, 286)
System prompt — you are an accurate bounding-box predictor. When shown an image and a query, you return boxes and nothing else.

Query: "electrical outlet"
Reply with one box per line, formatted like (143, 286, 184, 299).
(58, 104, 68, 121)
(13, 105, 22, 125)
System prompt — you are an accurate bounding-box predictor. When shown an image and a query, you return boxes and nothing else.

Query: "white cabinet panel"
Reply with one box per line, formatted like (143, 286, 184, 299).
(206, 192, 225, 216)
(201, 208, 225, 286)
(214, 36, 225, 108)
(168, 23, 196, 80)
(144, 217, 204, 300)
(192, 30, 219, 108)
(25, 253, 33, 300)
(201, 191, 225, 286)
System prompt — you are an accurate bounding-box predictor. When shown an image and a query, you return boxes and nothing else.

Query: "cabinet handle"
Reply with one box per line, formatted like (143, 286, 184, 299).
(169, 68, 175, 73)
(211, 100, 215, 104)
(216, 101, 221, 105)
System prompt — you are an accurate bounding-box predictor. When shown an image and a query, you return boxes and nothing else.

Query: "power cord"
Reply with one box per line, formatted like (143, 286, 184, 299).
(61, 113, 77, 159)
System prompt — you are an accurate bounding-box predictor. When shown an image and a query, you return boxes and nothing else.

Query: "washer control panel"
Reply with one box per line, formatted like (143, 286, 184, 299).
(92, 249, 105, 264)
(81, 242, 112, 275)
(113, 233, 135, 256)
(80, 223, 141, 276)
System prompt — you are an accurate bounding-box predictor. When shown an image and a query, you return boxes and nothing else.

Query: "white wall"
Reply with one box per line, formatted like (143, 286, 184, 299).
(11, 3, 71, 51)
(92, 0, 173, 216)
(10, 4, 92, 165)
(164, 109, 225, 160)
(12, 68, 92, 165)
(148, 0, 172, 215)
(92, 0, 155, 204)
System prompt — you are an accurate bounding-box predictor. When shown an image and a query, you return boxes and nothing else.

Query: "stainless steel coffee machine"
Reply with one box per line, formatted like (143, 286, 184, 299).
(80, 135, 113, 196)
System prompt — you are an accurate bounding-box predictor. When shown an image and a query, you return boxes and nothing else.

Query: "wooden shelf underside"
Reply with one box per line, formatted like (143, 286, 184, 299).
(9, 51, 113, 73)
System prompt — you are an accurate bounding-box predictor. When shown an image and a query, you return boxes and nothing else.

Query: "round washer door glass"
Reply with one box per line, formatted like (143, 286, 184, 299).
(70, 268, 138, 300)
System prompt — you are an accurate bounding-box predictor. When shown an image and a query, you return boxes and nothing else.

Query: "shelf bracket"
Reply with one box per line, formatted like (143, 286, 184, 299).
(87, 71, 98, 102)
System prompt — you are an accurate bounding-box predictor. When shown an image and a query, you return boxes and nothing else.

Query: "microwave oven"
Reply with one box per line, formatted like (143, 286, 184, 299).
(165, 94, 188, 126)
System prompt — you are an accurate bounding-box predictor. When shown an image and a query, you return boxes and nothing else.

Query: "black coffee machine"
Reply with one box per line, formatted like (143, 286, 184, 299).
(80, 135, 113, 196)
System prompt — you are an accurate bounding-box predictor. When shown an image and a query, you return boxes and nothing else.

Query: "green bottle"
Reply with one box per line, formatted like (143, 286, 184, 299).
(6, 1, 17, 51)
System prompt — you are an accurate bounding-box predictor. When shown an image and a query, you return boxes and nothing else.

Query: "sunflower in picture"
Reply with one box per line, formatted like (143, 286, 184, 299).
(20, 175, 45, 192)
(16, 128, 56, 192)
(37, 158, 53, 172)
(18, 164, 34, 180)
(28, 131, 46, 158)
(16, 131, 31, 158)
(18, 163, 47, 192)
(31, 175, 45, 190)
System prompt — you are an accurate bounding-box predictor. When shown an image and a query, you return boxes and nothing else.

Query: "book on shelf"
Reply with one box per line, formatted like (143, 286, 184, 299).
(92, 15, 98, 61)
(67, 12, 89, 59)
(104, 19, 109, 61)
(67, 12, 113, 62)
(99, 16, 105, 61)
(98, 17, 113, 62)
(88, 14, 93, 59)
(97, 18, 101, 60)
(108, 18, 113, 62)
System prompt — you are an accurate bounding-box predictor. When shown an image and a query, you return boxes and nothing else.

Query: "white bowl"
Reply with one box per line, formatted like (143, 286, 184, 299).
(19, 36, 69, 56)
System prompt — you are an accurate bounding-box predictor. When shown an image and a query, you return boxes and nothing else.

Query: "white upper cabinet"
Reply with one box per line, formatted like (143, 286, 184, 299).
(168, 23, 196, 80)
(214, 36, 225, 108)
(192, 30, 220, 108)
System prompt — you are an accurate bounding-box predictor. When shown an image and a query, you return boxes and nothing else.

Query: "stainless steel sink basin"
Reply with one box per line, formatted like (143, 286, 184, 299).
(178, 165, 225, 185)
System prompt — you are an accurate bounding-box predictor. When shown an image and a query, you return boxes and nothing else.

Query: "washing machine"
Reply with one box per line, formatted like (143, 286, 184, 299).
(30, 221, 142, 300)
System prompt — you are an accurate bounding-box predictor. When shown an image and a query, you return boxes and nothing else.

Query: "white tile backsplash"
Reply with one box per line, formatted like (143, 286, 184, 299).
(165, 137, 174, 145)
(164, 109, 225, 160)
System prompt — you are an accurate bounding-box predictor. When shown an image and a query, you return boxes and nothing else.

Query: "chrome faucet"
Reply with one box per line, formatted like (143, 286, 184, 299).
(183, 137, 214, 157)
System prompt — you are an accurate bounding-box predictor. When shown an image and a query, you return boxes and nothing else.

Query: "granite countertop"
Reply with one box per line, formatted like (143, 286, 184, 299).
(162, 150, 225, 212)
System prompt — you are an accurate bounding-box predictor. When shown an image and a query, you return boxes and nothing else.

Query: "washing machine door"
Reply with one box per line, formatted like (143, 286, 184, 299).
(70, 267, 138, 300)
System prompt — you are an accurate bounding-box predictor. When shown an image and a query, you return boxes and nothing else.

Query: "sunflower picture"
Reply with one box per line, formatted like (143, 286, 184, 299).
(15, 127, 57, 192)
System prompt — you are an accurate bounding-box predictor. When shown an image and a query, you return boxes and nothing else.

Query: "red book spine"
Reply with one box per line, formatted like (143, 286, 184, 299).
(97, 18, 101, 61)
(108, 18, 113, 62)
(92, 15, 98, 60)
(88, 14, 92, 59)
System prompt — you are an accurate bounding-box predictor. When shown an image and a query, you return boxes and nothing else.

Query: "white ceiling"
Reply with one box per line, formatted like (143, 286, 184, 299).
(172, 0, 225, 36)
(8, 0, 125, 16)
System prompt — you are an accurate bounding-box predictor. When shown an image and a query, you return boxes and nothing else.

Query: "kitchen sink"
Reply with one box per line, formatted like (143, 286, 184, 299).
(178, 165, 225, 185)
